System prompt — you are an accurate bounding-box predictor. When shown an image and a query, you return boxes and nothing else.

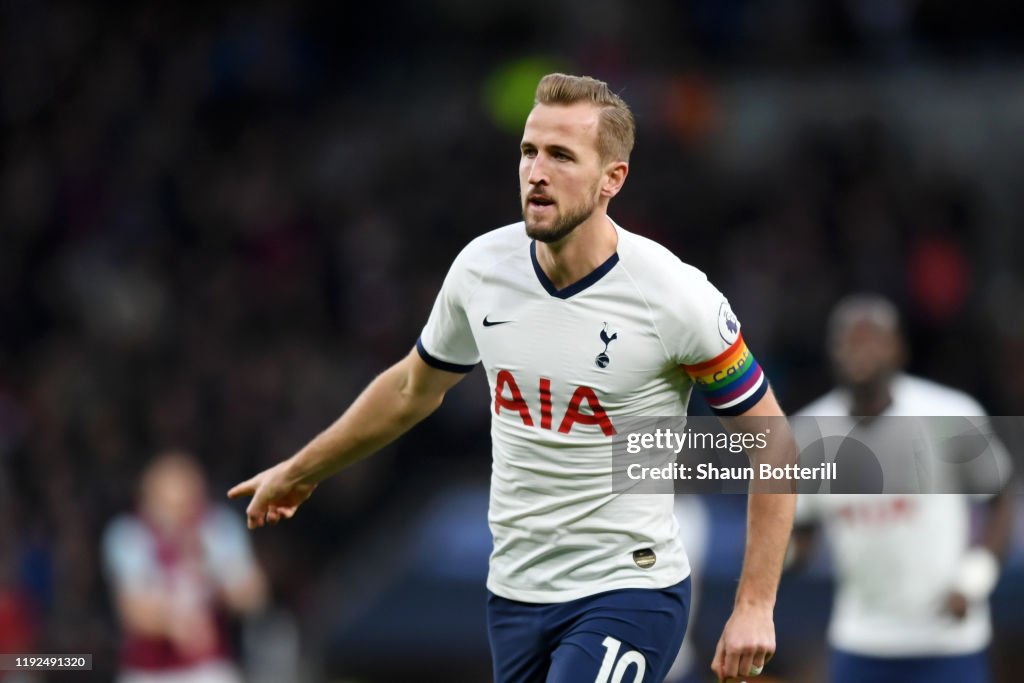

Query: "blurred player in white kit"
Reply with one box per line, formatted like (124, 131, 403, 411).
(791, 294, 1015, 683)
(103, 452, 267, 683)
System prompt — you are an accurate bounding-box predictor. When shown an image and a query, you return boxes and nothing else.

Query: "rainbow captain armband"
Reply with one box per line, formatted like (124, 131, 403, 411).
(682, 334, 768, 416)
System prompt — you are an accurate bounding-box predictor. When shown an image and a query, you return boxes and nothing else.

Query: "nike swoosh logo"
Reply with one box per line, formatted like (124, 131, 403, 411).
(483, 316, 514, 327)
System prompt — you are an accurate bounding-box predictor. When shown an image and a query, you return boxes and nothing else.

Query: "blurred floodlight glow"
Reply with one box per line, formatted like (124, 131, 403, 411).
(482, 56, 566, 133)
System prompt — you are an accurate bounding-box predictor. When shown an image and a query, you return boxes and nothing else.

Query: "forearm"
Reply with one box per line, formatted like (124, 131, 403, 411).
(119, 593, 172, 637)
(735, 492, 796, 609)
(982, 487, 1015, 560)
(947, 487, 1017, 606)
(220, 569, 268, 615)
(724, 388, 799, 606)
(284, 359, 444, 486)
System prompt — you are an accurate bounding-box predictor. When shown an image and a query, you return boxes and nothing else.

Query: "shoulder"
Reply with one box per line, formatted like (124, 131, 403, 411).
(614, 225, 740, 364)
(457, 222, 528, 264)
(444, 222, 528, 282)
(615, 226, 717, 305)
(617, 226, 710, 285)
(893, 374, 987, 416)
(103, 514, 149, 548)
(102, 514, 154, 575)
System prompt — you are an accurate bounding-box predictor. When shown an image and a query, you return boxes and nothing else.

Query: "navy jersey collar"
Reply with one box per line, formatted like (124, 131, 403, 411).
(530, 240, 620, 300)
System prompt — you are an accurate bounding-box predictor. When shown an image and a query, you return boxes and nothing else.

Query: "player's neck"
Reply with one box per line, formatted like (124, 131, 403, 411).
(848, 383, 893, 417)
(534, 213, 618, 289)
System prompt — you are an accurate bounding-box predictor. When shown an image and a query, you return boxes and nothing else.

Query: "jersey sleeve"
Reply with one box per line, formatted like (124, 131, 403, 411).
(417, 247, 480, 373)
(672, 277, 768, 416)
(102, 516, 157, 594)
(935, 405, 1014, 499)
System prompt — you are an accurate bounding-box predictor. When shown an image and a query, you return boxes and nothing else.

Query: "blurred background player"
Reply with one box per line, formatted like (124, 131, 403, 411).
(790, 294, 1015, 683)
(103, 451, 267, 683)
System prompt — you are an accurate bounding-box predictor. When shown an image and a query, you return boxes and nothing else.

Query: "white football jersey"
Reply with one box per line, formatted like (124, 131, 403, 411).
(796, 374, 1012, 656)
(419, 220, 767, 602)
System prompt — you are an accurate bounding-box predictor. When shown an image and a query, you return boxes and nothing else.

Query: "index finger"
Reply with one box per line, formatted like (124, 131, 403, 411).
(712, 632, 725, 680)
(719, 642, 742, 680)
(713, 637, 736, 682)
(227, 477, 258, 500)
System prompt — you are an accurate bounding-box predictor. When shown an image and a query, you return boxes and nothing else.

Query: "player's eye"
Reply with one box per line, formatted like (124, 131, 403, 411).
(521, 147, 536, 158)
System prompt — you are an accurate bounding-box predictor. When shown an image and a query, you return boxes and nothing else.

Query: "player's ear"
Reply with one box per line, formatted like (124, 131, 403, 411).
(601, 160, 628, 199)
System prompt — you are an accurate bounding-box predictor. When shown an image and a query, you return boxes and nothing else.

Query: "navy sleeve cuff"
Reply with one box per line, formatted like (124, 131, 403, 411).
(415, 338, 476, 374)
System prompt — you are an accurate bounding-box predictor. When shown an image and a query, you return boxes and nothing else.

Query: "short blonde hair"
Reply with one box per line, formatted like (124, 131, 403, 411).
(534, 73, 635, 163)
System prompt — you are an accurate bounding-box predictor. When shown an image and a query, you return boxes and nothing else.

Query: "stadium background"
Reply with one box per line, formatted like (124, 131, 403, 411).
(1, 0, 1023, 680)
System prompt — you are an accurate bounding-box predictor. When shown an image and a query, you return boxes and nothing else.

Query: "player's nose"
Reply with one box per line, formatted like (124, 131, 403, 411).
(527, 156, 549, 185)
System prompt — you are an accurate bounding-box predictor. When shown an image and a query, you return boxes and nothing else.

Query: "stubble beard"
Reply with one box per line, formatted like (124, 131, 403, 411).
(522, 190, 600, 244)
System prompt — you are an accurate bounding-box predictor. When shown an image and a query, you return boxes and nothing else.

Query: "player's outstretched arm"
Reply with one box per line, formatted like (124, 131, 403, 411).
(711, 387, 797, 682)
(945, 482, 1016, 618)
(228, 348, 467, 529)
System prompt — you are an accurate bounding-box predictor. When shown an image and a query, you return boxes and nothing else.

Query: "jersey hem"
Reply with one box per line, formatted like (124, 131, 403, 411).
(486, 567, 690, 604)
(829, 636, 990, 658)
(830, 620, 991, 657)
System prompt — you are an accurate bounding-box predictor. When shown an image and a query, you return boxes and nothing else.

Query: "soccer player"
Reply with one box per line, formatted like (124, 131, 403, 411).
(229, 73, 796, 683)
(791, 295, 1015, 683)
(104, 452, 268, 683)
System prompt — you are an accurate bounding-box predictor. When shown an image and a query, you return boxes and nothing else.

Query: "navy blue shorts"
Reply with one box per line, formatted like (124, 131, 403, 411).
(487, 577, 691, 683)
(829, 648, 990, 683)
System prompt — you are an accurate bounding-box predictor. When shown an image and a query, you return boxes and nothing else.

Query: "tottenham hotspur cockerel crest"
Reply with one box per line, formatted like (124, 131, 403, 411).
(595, 323, 618, 368)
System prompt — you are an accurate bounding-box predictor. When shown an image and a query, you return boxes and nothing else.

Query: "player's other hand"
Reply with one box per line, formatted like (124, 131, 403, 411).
(228, 461, 317, 529)
(944, 590, 969, 620)
(167, 607, 218, 660)
(712, 602, 775, 682)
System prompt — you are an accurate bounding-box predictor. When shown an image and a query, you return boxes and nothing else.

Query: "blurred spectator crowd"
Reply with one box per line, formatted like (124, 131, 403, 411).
(2, 1, 1024, 679)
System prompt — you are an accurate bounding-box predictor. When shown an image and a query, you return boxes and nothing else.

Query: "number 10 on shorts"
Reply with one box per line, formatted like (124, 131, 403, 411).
(595, 636, 647, 683)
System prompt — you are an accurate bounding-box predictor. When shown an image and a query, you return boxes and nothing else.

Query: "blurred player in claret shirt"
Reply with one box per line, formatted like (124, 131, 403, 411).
(103, 452, 267, 683)
(791, 295, 1015, 683)
(230, 73, 798, 683)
